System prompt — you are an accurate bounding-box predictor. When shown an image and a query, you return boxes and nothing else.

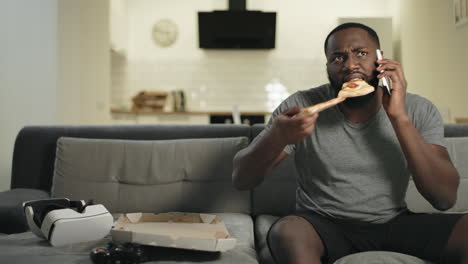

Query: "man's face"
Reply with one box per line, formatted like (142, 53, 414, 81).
(325, 27, 379, 108)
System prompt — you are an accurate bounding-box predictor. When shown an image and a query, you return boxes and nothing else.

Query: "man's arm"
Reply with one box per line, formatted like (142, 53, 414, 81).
(390, 117, 459, 210)
(232, 107, 318, 190)
(378, 58, 460, 210)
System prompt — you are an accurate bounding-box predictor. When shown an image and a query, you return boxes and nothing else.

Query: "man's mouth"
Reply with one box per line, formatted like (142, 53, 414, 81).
(344, 73, 366, 82)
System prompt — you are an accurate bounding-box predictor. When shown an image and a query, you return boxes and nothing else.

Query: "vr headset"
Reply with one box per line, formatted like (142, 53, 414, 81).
(23, 198, 113, 247)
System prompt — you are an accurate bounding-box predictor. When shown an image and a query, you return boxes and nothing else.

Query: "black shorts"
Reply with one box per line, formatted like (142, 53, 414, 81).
(267, 210, 465, 264)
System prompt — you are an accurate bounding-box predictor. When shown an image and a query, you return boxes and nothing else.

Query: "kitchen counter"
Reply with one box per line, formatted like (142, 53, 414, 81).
(110, 108, 271, 125)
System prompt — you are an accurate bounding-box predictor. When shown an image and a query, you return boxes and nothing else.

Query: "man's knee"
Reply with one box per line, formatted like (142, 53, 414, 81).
(443, 215, 468, 263)
(269, 216, 300, 242)
(268, 215, 324, 255)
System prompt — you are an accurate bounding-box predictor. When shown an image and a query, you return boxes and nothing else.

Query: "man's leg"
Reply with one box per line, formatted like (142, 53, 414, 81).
(442, 214, 468, 264)
(267, 215, 325, 264)
(384, 211, 466, 263)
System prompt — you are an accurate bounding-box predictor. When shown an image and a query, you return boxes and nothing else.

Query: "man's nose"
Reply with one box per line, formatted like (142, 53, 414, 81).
(344, 56, 359, 71)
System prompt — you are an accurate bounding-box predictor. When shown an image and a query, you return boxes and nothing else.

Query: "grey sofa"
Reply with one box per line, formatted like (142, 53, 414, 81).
(0, 124, 467, 264)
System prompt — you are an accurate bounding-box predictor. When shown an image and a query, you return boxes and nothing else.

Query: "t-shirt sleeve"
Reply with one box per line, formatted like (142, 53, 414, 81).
(252, 94, 299, 155)
(408, 95, 446, 148)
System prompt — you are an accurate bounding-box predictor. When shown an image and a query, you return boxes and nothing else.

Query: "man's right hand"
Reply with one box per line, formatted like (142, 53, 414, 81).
(232, 106, 318, 190)
(271, 106, 319, 145)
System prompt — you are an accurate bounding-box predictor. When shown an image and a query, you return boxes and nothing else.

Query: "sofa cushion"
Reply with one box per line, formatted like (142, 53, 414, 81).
(0, 188, 50, 234)
(0, 232, 103, 264)
(251, 154, 298, 216)
(0, 213, 258, 264)
(406, 137, 468, 213)
(217, 213, 257, 262)
(51, 137, 250, 214)
(334, 251, 432, 264)
(12, 124, 251, 192)
(254, 214, 278, 264)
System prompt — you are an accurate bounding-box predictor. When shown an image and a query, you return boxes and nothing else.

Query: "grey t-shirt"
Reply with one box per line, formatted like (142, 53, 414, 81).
(258, 84, 445, 223)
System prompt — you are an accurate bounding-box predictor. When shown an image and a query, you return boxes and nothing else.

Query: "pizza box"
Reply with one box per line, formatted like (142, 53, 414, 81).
(111, 212, 237, 252)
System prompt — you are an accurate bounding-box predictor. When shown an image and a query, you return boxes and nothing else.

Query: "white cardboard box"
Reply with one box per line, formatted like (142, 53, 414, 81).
(111, 212, 237, 252)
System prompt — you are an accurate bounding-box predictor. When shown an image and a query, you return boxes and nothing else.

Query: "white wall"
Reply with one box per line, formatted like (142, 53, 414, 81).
(58, 0, 111, 125)
(0, 0, 58, 191)
(400, 0, 468, 122)
(112, 0, 400, 112)
(110, 0, 128, 54)
(0, 0, 110, 191)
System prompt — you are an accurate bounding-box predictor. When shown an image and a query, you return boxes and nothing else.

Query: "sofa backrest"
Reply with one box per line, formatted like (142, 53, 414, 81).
(406, 137, 468, 213)
(251, 123, 468, 216)
(10, 123, 468, 216)
(51, 136, 251, 214)
(250, 125, 299, 216)
(11, 125, 251, 192)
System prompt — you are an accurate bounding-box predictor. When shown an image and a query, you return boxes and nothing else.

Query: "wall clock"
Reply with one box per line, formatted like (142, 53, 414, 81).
(152, 19, 178, 47)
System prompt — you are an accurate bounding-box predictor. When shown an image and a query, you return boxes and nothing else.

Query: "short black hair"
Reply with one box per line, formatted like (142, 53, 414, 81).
(324, 22, 380, 55)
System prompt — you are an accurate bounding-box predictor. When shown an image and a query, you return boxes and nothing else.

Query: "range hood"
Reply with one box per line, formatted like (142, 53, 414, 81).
(198, 0, 276, 49)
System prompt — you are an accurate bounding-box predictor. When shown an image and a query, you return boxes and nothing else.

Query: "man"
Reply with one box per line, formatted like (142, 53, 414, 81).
(232, 23, 468, 264)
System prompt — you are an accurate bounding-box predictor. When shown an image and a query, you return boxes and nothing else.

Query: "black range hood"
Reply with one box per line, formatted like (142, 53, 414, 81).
(198, 0, 276, 49)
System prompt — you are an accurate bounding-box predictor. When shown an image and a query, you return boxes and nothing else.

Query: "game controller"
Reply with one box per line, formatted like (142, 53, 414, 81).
(90, 241, 154, 264)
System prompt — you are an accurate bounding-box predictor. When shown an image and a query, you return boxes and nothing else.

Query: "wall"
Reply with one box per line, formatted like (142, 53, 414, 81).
(400, 0, 468, 122)
(57, 0, 111, 125)
(0, 0, 58, 191)
(111, 0, 400, 112)
(110, 0, 128, 54)
(0, 0, 110, 191)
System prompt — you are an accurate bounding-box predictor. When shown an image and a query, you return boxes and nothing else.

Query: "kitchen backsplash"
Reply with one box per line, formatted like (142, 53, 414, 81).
(111, 51, 329, 112)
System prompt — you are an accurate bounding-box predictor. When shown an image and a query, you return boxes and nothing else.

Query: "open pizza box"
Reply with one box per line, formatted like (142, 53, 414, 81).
(111, 212, 237, 252)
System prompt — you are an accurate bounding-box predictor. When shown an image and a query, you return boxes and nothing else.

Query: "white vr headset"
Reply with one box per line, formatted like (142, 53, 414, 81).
(23, 198, 113, 247)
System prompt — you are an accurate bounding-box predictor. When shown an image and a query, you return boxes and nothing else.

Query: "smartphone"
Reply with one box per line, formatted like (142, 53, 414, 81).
(376, 49, 392, 96)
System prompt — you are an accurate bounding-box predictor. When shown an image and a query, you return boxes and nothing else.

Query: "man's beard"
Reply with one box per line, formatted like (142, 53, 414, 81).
(327, 70, 379, 109)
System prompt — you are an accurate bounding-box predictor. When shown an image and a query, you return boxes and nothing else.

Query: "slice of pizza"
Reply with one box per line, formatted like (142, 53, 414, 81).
(297, 79, 375, 117)
(337, 79, 375, 98)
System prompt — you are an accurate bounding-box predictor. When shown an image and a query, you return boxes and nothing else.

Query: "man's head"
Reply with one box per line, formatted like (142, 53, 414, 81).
(324, 23, 381, 108)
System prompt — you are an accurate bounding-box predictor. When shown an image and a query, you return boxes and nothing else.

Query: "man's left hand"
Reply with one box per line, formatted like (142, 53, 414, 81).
(377, 58, 408, 120)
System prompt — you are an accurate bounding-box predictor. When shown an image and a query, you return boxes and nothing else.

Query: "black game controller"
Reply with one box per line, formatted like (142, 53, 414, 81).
(90, 241, 153, 264)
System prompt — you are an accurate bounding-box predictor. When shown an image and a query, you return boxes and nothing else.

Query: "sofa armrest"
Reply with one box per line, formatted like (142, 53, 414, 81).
(0, 188, 50, 234)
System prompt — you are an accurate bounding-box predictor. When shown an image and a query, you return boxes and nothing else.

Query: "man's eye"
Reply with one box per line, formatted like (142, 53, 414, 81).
(333, 56, 344, 63)
(357, 51, 368, 57)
